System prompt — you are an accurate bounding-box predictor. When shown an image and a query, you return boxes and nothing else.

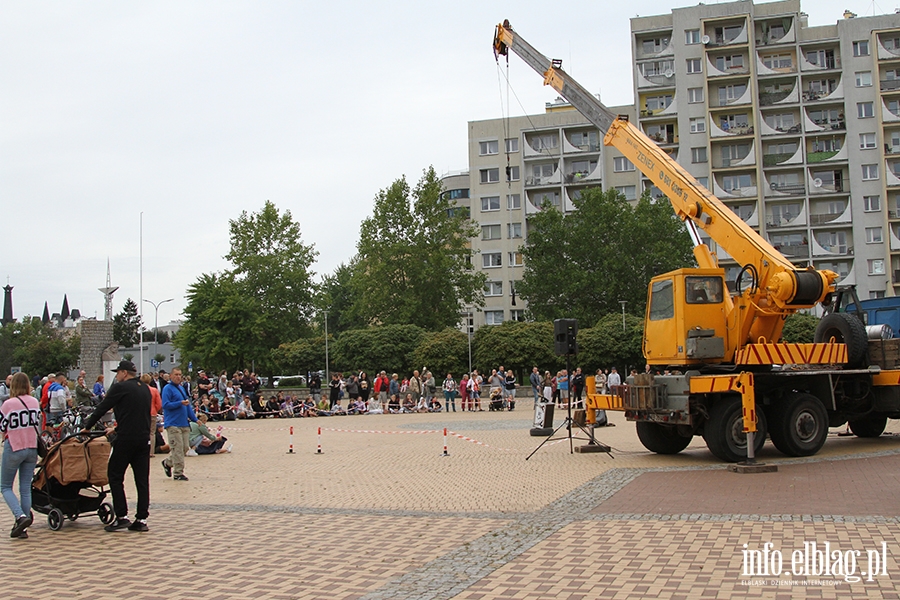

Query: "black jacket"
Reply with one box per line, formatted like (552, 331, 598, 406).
(82, 377, 152, 441)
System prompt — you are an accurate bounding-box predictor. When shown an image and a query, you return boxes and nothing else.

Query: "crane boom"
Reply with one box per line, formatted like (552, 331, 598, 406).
(493, 20, 836, 316)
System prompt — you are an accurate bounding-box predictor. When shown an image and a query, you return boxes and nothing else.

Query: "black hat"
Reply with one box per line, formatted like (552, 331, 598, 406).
(111, 359, 137, 373)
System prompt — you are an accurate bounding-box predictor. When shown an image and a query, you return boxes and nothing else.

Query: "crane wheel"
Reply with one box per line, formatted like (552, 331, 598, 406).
(768, 392, 828, 456)
(702, 396, 767, 462)
(814, 313, 867, 367)
(636, 422, 692, 454)
(848, 414, 887, 438)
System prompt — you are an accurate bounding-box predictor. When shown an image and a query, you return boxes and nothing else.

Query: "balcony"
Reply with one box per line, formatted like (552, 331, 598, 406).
(894, 269, 900, 284)
(774, 243, 809, 258)
(767, 182, 805, 195)
(882, 79, 900, 92)
(763, 152, 796, 166)
(807, 150, 839, 163)
(759, 88, 797, 106)
(809, 212, 843, 226)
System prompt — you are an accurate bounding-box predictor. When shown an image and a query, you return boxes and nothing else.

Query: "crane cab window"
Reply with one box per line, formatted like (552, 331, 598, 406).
(649, 279, 675, 320)
(686, 276, 724, 304)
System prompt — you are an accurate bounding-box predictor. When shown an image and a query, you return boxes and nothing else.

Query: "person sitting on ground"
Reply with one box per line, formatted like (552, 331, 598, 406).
(349, 398, 367, 415)
(250, 393, 265, 415)
(428, 397, 442, 412)
(235, 395, 255, 419)
(189, 413, 232, 455)
(265, 395, 281, 417)
(401, 393, 415, 413)
(331, 399, 347, 415)
(300, 396, 317, 417)
(280, 396, 295, 418)
(315, 396, 332, 416)
(366, 392, 383, 414)
(388, 394, 401, 414)
(154, 422, 170, 454)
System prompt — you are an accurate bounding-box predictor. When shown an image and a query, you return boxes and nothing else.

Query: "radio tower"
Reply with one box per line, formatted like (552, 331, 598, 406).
(98, 259, 119, 321)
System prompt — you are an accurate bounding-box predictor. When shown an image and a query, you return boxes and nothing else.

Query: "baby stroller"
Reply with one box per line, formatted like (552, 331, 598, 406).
(488, 388, 505, 411)
(31, 432, 114, 531)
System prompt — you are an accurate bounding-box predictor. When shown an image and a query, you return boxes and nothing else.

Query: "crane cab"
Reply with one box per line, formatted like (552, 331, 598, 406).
(643, 268, 729, 366)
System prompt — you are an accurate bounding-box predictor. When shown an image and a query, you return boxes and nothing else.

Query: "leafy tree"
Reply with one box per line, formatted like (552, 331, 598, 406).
(272, 335, 328, 375)
(113, 298, 142, 348)
(153, 353, 166, 365)
(472, 321, 561, 378)
(412, 328, 471, 379)
(142, 329, 170, 344)
(518, 188, 693, 325)
(123, 352, 134, 362)
(226, 200, 318, 344)
(332, 324, 425, 376)
(781, 312, 820, 343)
(577, 313, 645, 373)
(176, 273, 267, 374)
(0, 318, 80, 376)
(177, 202, 318, 373)
(350, 167, 484, 330)
(318, 262, 366, 335)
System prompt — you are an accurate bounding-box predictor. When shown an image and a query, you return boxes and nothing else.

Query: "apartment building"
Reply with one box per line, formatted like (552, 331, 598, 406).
(462, 101, 639, 328)
(632, 0, 900, 298)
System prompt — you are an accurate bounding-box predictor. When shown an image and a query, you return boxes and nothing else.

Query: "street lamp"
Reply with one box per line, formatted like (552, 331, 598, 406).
(465, 310, 474, 374)
(143, 298, 173, 369)
(324, 310, 329, 378)
(619, 300, 627, 332)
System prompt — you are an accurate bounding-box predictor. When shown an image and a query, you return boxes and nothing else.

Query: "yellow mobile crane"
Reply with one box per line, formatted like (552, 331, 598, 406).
(494, 20, 900, 461)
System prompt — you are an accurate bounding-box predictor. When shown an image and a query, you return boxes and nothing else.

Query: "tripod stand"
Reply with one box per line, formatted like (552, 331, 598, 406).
(526, 352, 611, 460)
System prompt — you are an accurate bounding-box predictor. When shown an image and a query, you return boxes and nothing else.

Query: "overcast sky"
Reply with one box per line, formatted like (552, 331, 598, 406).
(0, 0, 881, 326)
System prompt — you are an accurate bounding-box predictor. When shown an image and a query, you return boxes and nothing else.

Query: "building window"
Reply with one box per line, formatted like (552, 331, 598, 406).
(855, 71, 872, 87)
(722, 174, 752, 191)
(858, 102, 874, 118)
(510, 309, 525, 321)
(479, 140, 499, 156)
(530, 133, 558, 150)
(715, 55, 744, 71)
(853, 40, 870, 57)
(687, 87, 704, 104)
(480, 168, 499, 184)
(691, 147, 707, 163)
(696, 177, 709, 188)
(866, 227, 883, 243)
(860, 133, 877, 149)
(862, 164, 879, 180)
(482, 252, 502, 268)
(687, 58, 702, 74)
(485, 310, 504, 325)
(642, 36, 670, 54)
(615, 185, 636, 200)
(505, 138, 519, 153)
(484, 281, 503, 296)
(614, 157, 635, 172)
(868, 259, 885, 275)
(508, 251, 524, 266)
(685, 29, 700, 44)
(507, 194, 521, 210)
(645, 94, 673, 111)
(508, 222, 522, 238)
(864, 195, 881, 212)
(762, 54, 792, 69)
(532, 191, 560, 206)
(871, 290, 886, 299)
(480, 196, 500, 212)
(506, 166, 520, 182)
(481, 225, 501, 240)
(689, 117, 706, 133)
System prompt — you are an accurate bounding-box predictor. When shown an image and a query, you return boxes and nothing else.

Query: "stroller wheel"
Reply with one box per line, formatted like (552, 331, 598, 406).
(48, 508, 64, 531)
(98, 502, 115, 525)
(67, 513, 79, 521)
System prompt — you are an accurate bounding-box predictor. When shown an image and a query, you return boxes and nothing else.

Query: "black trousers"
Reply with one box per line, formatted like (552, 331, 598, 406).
(107, 436, 150, 521)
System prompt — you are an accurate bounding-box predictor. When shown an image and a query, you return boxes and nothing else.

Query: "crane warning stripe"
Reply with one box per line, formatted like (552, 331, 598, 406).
(736, 343, 846, 365)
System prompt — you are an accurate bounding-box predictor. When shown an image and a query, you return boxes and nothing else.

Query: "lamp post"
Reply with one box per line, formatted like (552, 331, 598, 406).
(143, 298, 173, 368)
(619, 300, 627, 332)
(466, 310, 473, 374)
(324, 310, 330, 378)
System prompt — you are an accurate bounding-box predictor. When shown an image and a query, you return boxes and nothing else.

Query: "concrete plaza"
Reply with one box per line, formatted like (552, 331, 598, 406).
(4, 407, 900, 599)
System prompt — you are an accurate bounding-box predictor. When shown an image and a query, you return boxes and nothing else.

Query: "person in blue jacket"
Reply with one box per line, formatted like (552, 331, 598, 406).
(160, 368, 197, 481)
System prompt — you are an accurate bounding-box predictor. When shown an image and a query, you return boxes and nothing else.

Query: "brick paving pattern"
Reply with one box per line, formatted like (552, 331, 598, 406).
(2, 409, 900, 599)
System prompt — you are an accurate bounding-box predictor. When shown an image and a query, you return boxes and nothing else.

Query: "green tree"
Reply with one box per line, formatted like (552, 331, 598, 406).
(176, 273, 267, 374)
(577, 313, 645, 373)
(0, 318, 81, 377)
(781, 312, 820, 343)
(113, 298, 142, 348)
(351, 167, 484, 330)
(272, 335, 328, 375)
(177, 202, 318, 373)
(518, 188, 693, 325)
(318, 262, 366, 335)
(472, 321, 561, 378)
(412, 328, 471, 378)
(332, 325, 425, 376)
(142, 329, 170, 344)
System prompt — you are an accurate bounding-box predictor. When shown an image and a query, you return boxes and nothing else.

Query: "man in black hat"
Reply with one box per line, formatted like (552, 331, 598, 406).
(80, 360, 152, 532)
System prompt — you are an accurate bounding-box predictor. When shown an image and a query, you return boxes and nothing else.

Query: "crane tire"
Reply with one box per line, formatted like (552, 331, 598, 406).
(636, 422, 692, 454)
(814, 313, 867, 367)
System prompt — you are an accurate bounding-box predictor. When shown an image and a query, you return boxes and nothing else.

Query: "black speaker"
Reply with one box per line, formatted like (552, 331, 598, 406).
(554, 318, 578, 355)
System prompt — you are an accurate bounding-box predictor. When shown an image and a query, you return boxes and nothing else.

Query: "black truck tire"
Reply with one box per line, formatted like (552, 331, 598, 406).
(848, 414, 888, 438)
(768, 392, 829, 456)
(636, 422, 692, 454)
(814, 312, 868, 367)
(702, 396, 767, 462)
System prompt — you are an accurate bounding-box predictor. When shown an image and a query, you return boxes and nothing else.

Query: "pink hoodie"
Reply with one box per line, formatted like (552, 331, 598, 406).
(0, 395, 40, 451)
